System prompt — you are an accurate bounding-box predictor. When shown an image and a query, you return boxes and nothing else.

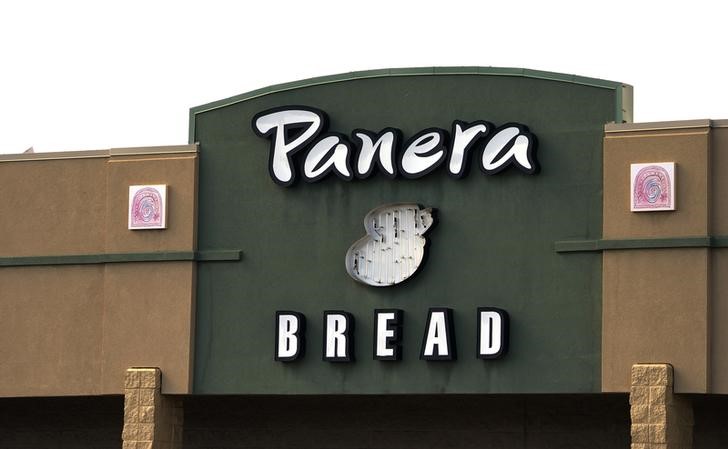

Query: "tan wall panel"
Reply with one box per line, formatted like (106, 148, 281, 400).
(711, 128, 728, 234)
(100, 262, 195, 394)
(0, 266, 105, 396)
(0, 262, 196, 396)
(710, 129, 728, 393)
(105, 153, 197, 253)
(0, 146, 198, 397)
(0, 158, 107, 256)
(603, 129, 710, 239)
(710, 249, 728, 393)
(602, 248, 709, 393)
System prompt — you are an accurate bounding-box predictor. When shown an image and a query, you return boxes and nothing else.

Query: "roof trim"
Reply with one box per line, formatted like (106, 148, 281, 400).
(0, 144, 198, 163)
(109, 144, 198, 157)
(188, 66, 631, 143)
(604, 119, 728, 133)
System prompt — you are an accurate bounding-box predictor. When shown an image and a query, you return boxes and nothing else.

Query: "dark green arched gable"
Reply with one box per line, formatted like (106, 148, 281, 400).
(189, 67, 630, 394)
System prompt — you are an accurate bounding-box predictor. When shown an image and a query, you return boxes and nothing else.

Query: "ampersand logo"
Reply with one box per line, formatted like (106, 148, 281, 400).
(345, 203, 435, 287)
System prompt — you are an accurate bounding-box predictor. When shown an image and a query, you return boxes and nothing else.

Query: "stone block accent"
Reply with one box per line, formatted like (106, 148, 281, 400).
(630, 364, 693, 449)
(123, 368, 183, 449)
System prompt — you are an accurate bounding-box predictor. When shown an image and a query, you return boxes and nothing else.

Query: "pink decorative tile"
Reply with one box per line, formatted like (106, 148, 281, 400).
(128, 185, 168, 229)
(630, 163, 675, 212)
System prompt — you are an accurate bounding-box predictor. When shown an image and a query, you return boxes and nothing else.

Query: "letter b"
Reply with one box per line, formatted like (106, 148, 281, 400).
(275, 311, 306, 361)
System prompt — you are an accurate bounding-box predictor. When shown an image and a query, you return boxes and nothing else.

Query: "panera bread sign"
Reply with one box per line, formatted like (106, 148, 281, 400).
(252, 106, 538, 186)
(252, 106, 538, 364)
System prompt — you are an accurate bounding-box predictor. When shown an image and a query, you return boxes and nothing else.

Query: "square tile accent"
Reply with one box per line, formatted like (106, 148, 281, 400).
(630, 162, 675, 212)
(129, 185, 168, 229)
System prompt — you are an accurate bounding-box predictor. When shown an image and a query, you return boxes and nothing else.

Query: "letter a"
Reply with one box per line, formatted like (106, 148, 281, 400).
(420, 308, 456, 360)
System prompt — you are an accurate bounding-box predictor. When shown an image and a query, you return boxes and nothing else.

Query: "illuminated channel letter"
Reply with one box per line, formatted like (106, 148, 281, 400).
(420, 308, 456, 361)
(275, 311, 306, 362)
(323, 311, 355, 362)
(352, 128, 400, 179)
(480, 125, 538, 174)
(448, 121, 489, 178)
(252, 106, 326, 186)
(253, 105, 540, 184)
(373, 309, 403, 361)
(399, 128, 448, 178)
(477, 307, 509, 359)
(302, 133, 353, 182)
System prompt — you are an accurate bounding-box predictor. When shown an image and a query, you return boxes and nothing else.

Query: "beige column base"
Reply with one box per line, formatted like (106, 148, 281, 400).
(122, 368, 183, 449)
(630, 364, 693, 449)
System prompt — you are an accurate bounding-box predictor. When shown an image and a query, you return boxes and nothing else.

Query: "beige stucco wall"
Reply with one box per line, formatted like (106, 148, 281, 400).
(0, 262, 195, 396)
(0, 157, 108, 255)
(710, 249, 728, 393)
(106, 151, 197, 253)
(709, 127, 728, 393)
(0, 265, 106, 396)
(602, 121, 728, 393)
(603, 125, 710, 239)
(0, 146, 197, 396)
(602, 248, 709, 393)
(710, 127, 728, 235)
(101, 262, 196, 394)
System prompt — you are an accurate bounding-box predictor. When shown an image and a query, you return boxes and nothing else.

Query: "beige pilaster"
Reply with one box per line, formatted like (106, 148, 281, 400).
(123, 368, 183, 449)
(630, 364, 693, 449)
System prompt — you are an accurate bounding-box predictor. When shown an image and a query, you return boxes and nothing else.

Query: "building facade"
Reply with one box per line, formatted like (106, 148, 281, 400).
(2, 67, 728, 448)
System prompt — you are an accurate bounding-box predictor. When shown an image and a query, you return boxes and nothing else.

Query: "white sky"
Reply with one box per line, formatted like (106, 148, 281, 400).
(2, 0, 727, 154)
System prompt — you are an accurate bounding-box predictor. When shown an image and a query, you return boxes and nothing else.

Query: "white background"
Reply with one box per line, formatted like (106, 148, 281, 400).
(2, 0, 727, 154)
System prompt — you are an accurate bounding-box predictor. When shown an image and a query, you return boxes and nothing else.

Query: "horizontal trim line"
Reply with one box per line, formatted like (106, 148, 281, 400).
(108, 145, 198, 157)
(195, 250, 243, 262)
(0, 250, 241, 267)
(0, 149, 111, 162)
(604, 119, 728, 133)
(0, 145, 198, 163)
(605, 130, 709, 140)
(554, 236, 728, 253)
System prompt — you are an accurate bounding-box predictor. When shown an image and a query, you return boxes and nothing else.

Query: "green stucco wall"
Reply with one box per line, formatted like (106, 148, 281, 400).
(190, 68, 623, 394)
